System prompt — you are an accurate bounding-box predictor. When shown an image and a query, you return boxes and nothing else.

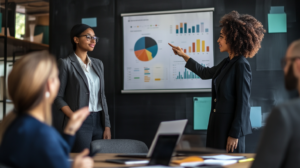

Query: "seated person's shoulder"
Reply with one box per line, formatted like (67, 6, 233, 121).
(270, 98, 300, 124)
(16, 115, 59, 143)
(276, 98, 300, 114)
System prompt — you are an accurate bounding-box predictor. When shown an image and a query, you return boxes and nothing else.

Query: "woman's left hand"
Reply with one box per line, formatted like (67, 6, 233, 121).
(226, 136, 238, 153)
(103, 127, 111, 139)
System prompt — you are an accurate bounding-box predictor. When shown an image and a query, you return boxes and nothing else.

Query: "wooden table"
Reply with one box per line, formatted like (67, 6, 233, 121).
(70, 153, 255, 168)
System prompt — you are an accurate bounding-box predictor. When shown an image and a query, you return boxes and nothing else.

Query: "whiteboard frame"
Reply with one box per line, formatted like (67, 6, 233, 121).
(121, 8, 215, 17)
(121, 89, 211, 94)
(121, 8, 215, 94)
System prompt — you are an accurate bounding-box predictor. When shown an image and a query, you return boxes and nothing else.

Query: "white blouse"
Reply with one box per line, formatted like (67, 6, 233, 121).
(75, 53, 102, 112)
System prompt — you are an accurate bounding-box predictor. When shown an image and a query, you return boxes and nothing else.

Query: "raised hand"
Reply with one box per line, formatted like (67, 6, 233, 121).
(64, 107, 90, 136)
(168, 43, 186, 56)
(168, 43, 191, 62)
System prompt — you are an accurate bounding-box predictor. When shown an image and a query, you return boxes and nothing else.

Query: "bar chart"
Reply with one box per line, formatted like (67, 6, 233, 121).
(176, 22, 209, 34)
(182, 39, 210, 53)
(176, 68, 200, 79)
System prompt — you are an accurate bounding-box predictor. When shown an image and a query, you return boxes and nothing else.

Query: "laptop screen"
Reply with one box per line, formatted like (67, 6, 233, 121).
(148, 134, 179, 166)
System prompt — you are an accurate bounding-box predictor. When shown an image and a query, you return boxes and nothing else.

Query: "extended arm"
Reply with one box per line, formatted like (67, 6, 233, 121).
(185, 58, 222, 79)
(169, 43, 221, 79)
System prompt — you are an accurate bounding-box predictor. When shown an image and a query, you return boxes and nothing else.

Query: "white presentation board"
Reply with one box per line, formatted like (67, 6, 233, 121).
(122, 9, 214, 92)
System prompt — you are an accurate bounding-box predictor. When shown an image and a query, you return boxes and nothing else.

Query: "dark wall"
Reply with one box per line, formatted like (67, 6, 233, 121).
(50, 0, 300, 153)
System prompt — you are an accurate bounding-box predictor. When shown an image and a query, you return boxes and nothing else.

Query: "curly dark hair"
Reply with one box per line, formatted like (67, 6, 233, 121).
(220, 11, 266, 58)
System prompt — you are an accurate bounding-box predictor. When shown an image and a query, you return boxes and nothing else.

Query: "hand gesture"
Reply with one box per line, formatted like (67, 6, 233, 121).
(226, 136, 239, 153)
(72, 149, 94, 168)
(64, 107, 89, 135)
(168, 43, 186, 57)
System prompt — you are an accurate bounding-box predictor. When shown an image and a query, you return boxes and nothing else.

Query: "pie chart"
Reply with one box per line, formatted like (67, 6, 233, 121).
(134, 37, 158, 61)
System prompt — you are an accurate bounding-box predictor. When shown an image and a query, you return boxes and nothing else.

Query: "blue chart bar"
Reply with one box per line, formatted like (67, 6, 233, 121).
(176, 29, 178, 34)
(192, 26, 195, 33)
(201, 22, 204, 32)
(196, 25, 199, 33)
(180, 27, 183, 33)
(189, 28, 191, 33)
(176, 68, 200, 79)
(205, 28, 209, 32)
(184, 23, 187, 33)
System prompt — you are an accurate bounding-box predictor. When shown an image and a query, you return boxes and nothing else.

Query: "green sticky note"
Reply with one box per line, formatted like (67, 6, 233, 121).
(0, 13, 2, 33)
(268, 13, 287, 33)
(194, 97, 211, 130)
(82, 17, 97, 27)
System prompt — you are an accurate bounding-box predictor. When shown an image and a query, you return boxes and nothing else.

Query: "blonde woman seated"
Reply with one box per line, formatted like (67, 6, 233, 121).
(0, 51, 93, 168)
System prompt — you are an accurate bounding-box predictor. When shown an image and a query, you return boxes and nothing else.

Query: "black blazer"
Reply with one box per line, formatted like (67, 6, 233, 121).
(185, 56, 252, 147)
(54, 53, 111, 128)
(252, 98, 300, 168)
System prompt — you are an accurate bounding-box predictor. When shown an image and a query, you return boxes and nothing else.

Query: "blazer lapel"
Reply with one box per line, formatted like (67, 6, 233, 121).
(90, 58, 102, 80)
(69, 53, 89, 89)
(214, 56, 243, 93)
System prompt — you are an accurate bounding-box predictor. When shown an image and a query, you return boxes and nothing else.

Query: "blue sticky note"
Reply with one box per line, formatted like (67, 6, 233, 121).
(250, 107, 262, 128)
(82, 17, 97, 27)
(270, 6, 284, 14)
(194, 97, 211, 130)
(268, 13, 287, 33)
(0, 13, 2, 33)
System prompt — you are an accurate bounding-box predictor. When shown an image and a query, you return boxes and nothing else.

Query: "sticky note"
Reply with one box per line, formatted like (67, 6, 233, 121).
(268, 6, 287, 33)
(250, 107, 262, 128)
(268, 13, 287, 33)
(194, 97, 211, 130)
(82, 17, 97, 27)
(270, 6, 284, 13)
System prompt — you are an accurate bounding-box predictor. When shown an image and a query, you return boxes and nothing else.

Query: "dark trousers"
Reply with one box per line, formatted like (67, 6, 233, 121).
(71, 112, 103, 152)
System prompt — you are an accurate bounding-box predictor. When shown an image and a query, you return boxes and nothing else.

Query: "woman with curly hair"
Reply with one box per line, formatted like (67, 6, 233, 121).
(169, 11, 265, 153)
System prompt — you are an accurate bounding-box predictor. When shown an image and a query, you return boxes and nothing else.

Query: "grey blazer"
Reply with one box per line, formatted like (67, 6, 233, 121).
(54, 53, 111, 128)
(251, 98, 300, 168)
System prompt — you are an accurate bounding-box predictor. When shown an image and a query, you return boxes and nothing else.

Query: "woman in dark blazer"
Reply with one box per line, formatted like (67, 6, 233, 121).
(169, 11, 265, 153)
(54, 24, 111, 152)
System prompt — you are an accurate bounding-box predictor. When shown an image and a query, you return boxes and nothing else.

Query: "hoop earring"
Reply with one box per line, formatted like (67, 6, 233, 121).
(45, 92, 50, 98)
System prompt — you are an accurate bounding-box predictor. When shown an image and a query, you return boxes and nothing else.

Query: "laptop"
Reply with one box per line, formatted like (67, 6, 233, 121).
(106, 134, 180, 165)
(116, 119, 187, 158)
(148, 134, 180, 165)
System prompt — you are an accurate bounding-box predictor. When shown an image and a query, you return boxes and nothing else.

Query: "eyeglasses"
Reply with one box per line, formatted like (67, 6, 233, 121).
(281, 57, 300, 69)
(78, 35, 99, 42)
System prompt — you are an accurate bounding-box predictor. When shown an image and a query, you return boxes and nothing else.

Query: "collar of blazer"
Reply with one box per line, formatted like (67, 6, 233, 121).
(69, 53, 90, 90)
(69, 53, 103, 91)
(213, 55, 244, 93)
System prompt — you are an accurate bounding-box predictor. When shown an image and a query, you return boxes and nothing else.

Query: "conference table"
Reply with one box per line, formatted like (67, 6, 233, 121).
(70, 153, 255, 168)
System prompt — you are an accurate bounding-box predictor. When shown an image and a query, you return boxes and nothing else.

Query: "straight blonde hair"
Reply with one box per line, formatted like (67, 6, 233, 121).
(0, 51, 57, 144)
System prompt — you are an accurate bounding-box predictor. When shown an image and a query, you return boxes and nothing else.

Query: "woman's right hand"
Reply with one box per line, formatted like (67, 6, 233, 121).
(168, 43, 190, 62)
(64, 107, 89, 136)
(72, 149, 94, 168)
(168, 43, 186, 57)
